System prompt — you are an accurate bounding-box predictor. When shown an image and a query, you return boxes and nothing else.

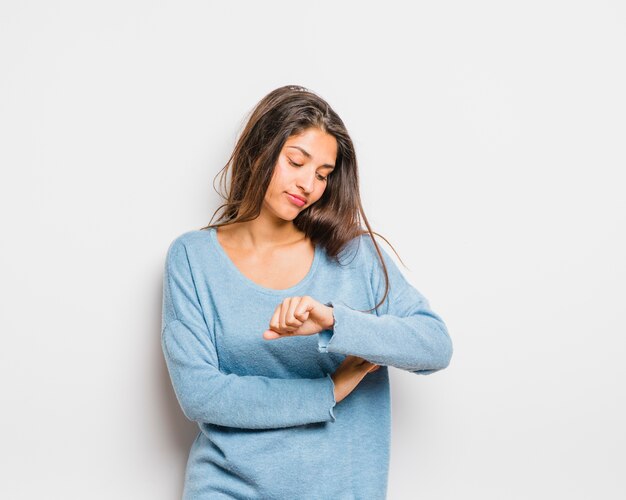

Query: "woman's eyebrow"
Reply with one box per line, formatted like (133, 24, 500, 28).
(287, 146, 335, 169)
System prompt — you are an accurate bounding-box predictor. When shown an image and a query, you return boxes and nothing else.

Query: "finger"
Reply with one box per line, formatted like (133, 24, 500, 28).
(279, 298, 296, 334)
(286, 297, 304, 329)
(269, 304, 282, 333)
(293, 296, 312, 322)
(263, 329, 282, 340)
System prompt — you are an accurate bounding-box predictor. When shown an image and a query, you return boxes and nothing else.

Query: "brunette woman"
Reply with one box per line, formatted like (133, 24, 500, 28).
(161, 84, 453, 499)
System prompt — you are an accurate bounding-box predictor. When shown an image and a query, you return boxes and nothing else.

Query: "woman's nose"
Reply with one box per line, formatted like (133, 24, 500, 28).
(296, 171, 315, 193)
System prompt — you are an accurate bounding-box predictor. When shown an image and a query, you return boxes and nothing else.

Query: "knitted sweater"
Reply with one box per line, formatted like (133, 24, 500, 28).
(161, 226, 453, 499)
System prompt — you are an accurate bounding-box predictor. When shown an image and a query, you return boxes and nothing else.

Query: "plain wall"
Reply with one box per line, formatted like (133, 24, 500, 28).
(1, 1, 624, 498)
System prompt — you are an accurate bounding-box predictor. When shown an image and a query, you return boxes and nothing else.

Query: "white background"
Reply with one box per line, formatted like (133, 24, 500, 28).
(1, 1, 624, 498)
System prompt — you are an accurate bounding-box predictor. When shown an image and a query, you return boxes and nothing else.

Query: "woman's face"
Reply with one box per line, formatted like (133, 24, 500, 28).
(264, 127, 337, 220)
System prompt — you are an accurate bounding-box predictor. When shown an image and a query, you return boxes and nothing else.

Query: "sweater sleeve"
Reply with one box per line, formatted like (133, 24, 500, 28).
(161, 237, 337, 429)
(317, 238, 453, 375)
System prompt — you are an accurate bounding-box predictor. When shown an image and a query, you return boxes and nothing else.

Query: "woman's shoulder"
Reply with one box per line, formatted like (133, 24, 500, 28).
(168, 228, 211, 248)
(164, 228, 213, 264)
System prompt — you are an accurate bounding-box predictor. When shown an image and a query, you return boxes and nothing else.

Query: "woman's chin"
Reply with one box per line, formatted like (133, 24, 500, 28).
(262, 205, 299, 223)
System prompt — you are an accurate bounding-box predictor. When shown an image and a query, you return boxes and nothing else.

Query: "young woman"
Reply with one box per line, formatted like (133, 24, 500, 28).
(161, 85, 453, 499)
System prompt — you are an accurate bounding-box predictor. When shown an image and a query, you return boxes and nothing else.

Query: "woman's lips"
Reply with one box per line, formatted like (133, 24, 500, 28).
(286, 193, 306, 207)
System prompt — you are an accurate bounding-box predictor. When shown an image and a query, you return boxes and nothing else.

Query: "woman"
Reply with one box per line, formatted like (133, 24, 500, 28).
(161, 85, 453, 499)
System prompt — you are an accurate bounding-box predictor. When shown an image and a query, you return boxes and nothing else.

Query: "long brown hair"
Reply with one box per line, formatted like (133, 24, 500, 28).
(200, 84, 407, 313)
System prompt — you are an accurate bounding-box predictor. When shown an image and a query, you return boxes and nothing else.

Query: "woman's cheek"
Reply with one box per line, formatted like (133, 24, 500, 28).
(271, 161, 288, 183)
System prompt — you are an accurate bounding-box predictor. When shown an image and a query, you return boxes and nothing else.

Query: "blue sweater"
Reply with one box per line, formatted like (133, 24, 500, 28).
(161, 227, 453, 499)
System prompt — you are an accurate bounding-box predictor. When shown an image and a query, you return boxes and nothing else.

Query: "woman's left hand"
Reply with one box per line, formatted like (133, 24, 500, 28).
(263, 296, 334, 340)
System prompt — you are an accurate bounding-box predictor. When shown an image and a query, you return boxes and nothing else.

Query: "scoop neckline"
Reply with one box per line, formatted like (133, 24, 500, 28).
(207, 226, 322, 296)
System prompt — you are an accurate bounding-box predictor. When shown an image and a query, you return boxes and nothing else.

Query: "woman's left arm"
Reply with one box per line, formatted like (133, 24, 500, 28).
(317, 243, 453, 375)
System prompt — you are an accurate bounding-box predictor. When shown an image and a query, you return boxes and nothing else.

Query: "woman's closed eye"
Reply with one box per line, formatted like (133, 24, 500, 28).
(288, 158, 327, 181)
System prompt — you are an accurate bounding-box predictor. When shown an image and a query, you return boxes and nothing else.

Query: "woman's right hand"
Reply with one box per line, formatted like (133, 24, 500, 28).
(331, 355, 380, 404)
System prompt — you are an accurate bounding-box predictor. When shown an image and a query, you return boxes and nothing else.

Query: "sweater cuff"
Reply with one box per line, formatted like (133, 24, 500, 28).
(318, 329, 335, 353)
(318, 301, 337, 353)
(325, 373, 337, 422)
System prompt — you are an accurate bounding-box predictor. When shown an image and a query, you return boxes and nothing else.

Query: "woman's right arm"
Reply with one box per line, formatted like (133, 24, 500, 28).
(162, 237, 373, 430)
(332, 356, 379, 404)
